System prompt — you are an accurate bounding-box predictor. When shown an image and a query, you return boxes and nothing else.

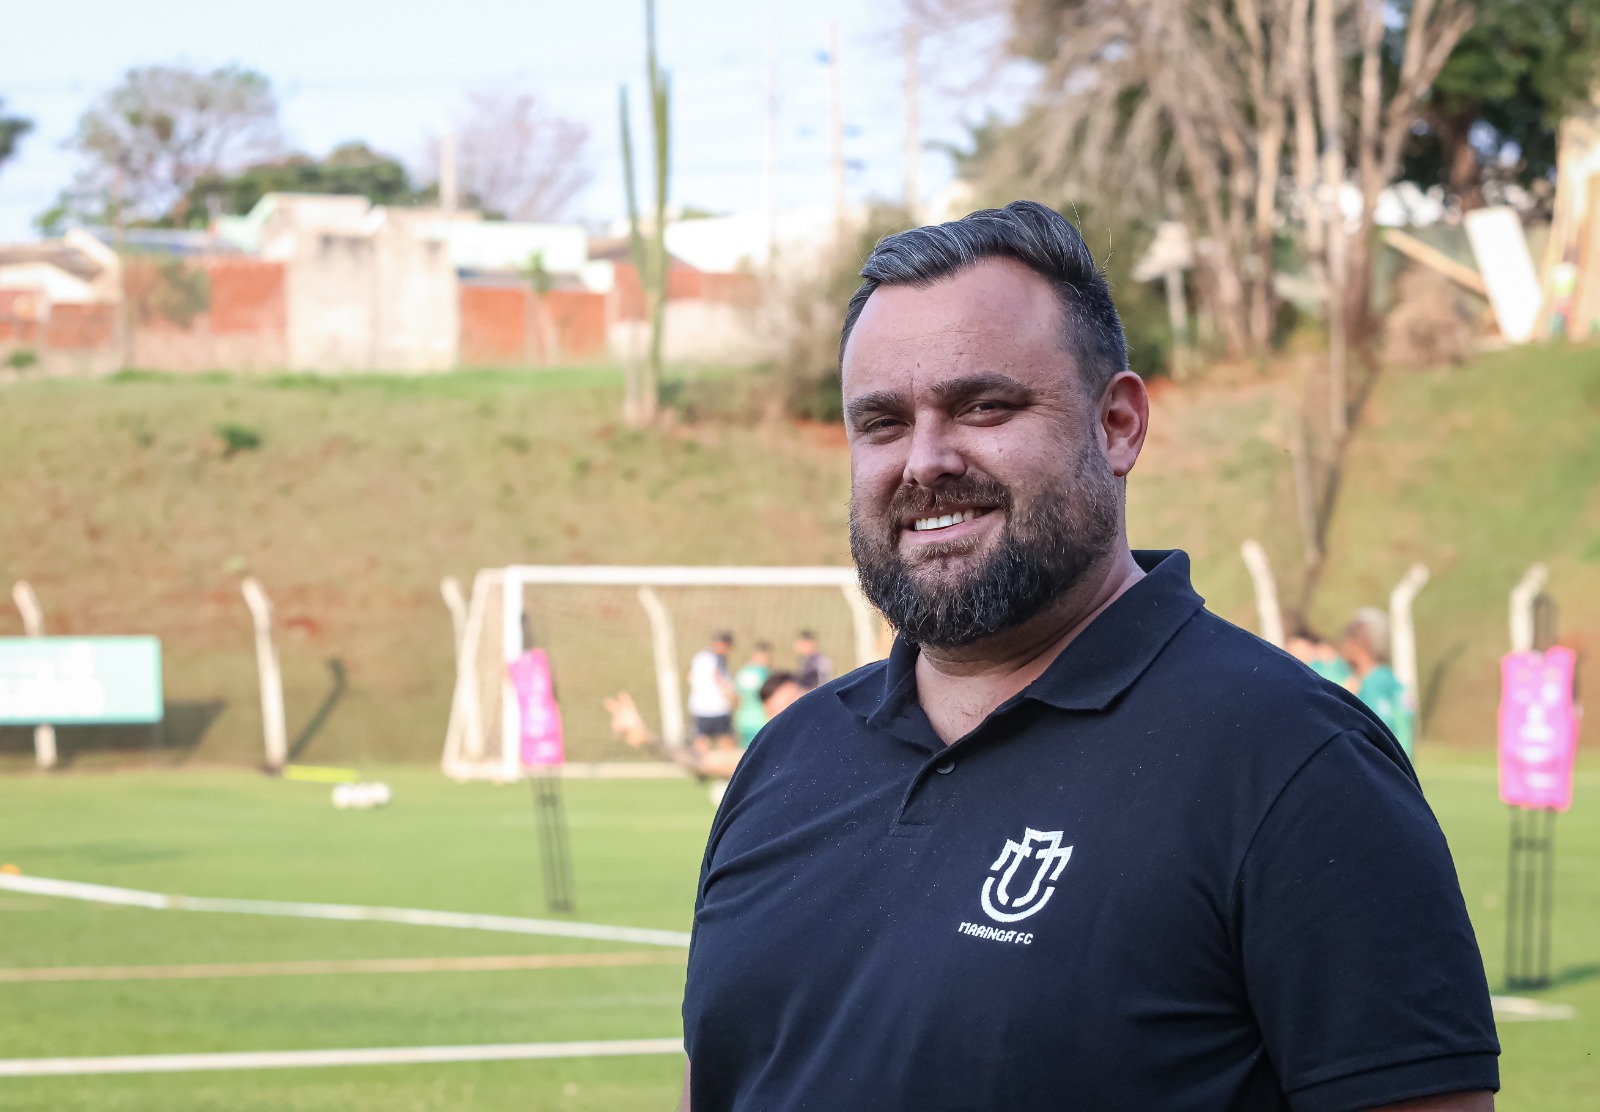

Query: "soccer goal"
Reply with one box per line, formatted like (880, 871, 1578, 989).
(442, 566, 885, 782)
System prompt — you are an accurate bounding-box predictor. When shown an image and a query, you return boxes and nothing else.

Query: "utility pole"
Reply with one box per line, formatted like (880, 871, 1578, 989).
(903, 21, 920, 221)
(112, 168, 131, 372)
(827, 19, 846, 236)
(765, 0, 782, 265)
(439, 130, 459, 213)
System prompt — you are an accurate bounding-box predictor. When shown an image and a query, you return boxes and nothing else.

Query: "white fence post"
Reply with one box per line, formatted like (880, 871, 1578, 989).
(240, 578, 288, 772)
(1239, 541, 1285, 648)
(1509, 564, 1548, 654)
(1388, 563, 1430, 717)
(636, 587, 685, 751)
(10, 582, 56, 770)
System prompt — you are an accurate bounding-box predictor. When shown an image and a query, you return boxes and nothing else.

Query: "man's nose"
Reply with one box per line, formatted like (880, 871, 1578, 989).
(903, 415, 966, 489)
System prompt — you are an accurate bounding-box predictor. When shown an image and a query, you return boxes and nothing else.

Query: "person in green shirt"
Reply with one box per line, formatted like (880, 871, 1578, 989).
(733, 643, 773, 749)
(1286, 626, 1353, 687)
(1341, 608, 1414, 758)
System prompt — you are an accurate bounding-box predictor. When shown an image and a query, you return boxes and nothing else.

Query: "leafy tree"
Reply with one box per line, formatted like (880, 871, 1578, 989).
(173, 141, 421, 226)
(0, 98, 33, 177)
(1403, 0, 1600, 207)
(66, 64, 280, 225)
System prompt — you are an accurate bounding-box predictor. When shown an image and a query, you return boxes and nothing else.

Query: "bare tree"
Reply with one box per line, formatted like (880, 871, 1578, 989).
(923, 0, 1476, 618)
(453, 86, 591, 222)
(1288, 0, 1473, 618)
(921, 0, 1303, 358)
(68, 65, 280, 223)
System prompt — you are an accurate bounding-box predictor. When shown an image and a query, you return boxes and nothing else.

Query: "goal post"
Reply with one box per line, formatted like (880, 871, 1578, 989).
(443, 566, 885, 782)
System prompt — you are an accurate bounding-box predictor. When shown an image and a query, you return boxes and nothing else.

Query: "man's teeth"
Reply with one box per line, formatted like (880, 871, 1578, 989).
(912, 510, 979, 532)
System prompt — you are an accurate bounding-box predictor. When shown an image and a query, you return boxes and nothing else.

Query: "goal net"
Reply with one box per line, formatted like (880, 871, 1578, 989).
(442, 566, 885, 781)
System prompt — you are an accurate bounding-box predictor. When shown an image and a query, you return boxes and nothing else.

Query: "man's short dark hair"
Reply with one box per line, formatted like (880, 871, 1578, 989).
(759, 671, 799, 703)
(839, 200, 1129, 401)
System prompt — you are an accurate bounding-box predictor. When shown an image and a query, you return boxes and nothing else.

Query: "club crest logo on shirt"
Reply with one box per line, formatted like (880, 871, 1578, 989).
(980, 827, 1074, 924)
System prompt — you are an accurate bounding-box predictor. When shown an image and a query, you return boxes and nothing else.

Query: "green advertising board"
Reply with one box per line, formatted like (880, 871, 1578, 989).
(0, 637, 163, 725)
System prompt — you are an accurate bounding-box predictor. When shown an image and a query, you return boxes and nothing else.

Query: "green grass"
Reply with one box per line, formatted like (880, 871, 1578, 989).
(0, 771, 711, 1110)
(0, 764, 1596, 1108)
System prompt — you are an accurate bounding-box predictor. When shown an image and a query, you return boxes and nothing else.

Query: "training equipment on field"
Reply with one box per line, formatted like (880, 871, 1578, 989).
(1500, 563, 1577, 991)
(442, 566, 883, 781)
(530, 771, 575, 912)
(331, 782, 392, 810)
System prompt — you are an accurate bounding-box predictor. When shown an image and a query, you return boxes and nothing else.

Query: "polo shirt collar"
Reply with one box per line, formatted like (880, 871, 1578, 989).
(836, 550, 1204, 724)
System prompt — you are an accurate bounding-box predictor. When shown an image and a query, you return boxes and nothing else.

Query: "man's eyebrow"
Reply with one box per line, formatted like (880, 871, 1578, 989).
(844, 390, 906, 422)
(929, 372, 1034, 402)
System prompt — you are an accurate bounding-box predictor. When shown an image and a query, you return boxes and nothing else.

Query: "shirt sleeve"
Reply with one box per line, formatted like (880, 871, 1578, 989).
(1234, 730, 1499, 1112)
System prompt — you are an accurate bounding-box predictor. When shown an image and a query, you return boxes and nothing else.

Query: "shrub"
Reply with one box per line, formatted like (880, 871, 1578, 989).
(216, 423, 262, 458)
(3, 348, 38, 371)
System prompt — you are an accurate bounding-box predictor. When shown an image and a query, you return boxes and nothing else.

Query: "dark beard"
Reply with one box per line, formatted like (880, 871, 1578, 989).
(849, 447, 1119, 650)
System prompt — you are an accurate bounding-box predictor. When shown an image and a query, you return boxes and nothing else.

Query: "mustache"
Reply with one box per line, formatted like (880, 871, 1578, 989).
(882, 474, 1013, 522)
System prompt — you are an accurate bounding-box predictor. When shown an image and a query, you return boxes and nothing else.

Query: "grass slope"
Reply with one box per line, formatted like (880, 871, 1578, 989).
(0, 346, 1597, 768)
(0, 763, 1596, 1109)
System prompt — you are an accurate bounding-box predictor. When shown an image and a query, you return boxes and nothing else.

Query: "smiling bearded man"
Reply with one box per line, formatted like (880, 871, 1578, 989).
(678, 201, 1498, 1112)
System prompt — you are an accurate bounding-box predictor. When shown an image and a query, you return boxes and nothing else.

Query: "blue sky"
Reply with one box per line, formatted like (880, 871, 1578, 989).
(0, 0, 1030, 239)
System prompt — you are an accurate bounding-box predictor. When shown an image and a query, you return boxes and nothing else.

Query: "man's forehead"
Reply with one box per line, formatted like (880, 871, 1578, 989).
(841, 258, 1071, 397)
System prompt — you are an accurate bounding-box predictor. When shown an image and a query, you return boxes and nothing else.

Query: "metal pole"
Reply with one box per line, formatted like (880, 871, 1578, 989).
(903, 21, 920, 220)
(764, 0, 782, 265)
(1538, 807, 1556, 987)
(531, 770, 575, 913)
(827, 20, 846, 235)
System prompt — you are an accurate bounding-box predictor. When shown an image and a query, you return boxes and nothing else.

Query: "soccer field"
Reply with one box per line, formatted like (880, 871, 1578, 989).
(0, 756, 1596, 1110)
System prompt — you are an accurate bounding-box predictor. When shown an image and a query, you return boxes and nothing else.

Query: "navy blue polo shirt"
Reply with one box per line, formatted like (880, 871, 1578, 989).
(682, 550, 1497, 1112)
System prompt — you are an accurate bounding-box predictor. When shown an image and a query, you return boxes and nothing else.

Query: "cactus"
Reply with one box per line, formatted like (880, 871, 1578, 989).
(618, 0, 671, 425)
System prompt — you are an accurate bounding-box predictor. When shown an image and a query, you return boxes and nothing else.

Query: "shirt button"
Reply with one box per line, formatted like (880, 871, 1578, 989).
(936, 759, 955, 775)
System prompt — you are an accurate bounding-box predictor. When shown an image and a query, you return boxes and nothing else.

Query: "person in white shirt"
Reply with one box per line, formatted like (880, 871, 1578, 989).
(687, 631, 737, 751)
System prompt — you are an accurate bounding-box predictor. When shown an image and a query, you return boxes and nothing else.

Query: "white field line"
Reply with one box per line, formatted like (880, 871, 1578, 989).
(0, 1038, 685, 1078)
(0, 874, 691, 949)
(1490, 995, 1576, 1021)
(0, 951, 686, 984)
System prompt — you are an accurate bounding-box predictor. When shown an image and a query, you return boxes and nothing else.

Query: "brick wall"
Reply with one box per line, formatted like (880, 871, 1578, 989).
(48, 303, 116, 349)
(124, 257, 288, 371)
(546, 289, 607, 361)
(460, 284, 527, 364)
(612, 262, 762, 321)
(459, 282, 608, 365)
(207, 258, 287, 335)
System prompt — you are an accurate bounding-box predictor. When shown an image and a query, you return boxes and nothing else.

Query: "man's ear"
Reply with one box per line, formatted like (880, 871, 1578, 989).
(1100, 371, 1149, 478)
